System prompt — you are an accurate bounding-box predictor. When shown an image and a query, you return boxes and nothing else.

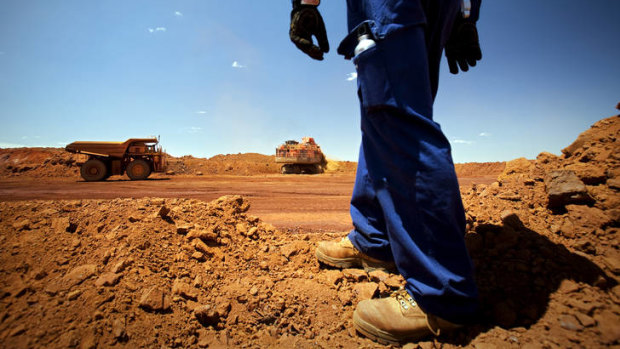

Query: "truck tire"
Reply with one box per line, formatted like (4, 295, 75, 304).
(126, 159, 151, 180)
(80, 159, 108, 182)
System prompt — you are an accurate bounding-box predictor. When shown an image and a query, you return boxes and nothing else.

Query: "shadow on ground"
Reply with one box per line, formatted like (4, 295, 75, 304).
(75, 177, 171, 183)
(441, 216, 614, 345)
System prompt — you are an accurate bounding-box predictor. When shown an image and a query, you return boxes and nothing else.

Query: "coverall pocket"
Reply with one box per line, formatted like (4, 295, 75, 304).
(354, 26, 433, 119)
(353, 44, 395, 110)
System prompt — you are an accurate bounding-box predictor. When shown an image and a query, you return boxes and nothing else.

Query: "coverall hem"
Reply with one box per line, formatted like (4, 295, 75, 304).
(348, 229, 394, 263)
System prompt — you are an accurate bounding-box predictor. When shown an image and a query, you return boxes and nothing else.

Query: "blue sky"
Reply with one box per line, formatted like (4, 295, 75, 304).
(0, 1, 618, 163)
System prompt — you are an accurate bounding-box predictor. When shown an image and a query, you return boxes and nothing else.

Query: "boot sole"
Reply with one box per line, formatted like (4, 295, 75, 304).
(315, 249, 397, 273)
(315, 249, 361, 269)
(353, 309, 463, 345)
(353, 310, 427, 345)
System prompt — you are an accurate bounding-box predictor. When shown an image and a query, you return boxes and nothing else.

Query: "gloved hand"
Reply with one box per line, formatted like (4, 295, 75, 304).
(445, 16, 482, 74)
(290, 0, 329, 60)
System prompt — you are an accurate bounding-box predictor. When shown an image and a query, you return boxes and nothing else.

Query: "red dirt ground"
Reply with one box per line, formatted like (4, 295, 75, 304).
(0, 115, 618, 348)
(0, 173, 498, 234)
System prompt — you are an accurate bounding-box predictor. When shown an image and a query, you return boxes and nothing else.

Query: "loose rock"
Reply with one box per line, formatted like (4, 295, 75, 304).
(558, 314, 583, 331)
(195, 304, 222, 327)
(95, 272, 122, 287)
(63, 264, 97, 288)
(51, 217, 77, 233)
(139, 287, 171, 312)
(112, 318, 127, 341)
(12, 219, 30, 231)
(111, 259, 133, 274)
(342, 269, 367, 282)
(172, 279, 198, 300)
(353, 282, 378, 301)
(157, 206, 170, 218)
(546, 170, 593, 208)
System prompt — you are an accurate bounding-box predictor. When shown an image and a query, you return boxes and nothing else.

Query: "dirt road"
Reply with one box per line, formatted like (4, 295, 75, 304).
(0, 174, 496, 233)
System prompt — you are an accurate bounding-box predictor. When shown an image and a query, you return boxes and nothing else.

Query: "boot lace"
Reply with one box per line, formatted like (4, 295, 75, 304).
(393, 289, 416, 310)
(392, 289, 442, 336)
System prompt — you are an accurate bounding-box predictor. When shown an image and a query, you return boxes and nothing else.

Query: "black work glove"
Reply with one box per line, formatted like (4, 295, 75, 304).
(445, 17, 482, 74)
(290, 1, 329, 61)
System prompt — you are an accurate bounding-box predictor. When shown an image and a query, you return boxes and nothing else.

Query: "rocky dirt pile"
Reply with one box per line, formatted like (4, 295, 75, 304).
(324, 158, 358, 173)
(454, 162, 506, 177)
(165, 153, 279, 176)
(459, 115, 619, 347)
(0, 148, 80, 178)
(0, 195, 412, 348)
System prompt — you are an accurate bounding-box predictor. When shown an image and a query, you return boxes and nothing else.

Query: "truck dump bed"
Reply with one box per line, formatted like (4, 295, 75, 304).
(65, 138, 159, 158)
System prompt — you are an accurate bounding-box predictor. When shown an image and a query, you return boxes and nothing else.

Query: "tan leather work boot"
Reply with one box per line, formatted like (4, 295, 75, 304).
(315, 237, 396, 273)
(353, 289, 461, 345)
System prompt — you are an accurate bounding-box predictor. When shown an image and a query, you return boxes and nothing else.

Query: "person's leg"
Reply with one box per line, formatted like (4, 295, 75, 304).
(315, 138, 395, 272)
(316, 147, 395, 272)
(348, 141, 393, 262)
(341, 0, 442, 266)
(349, 5, 478, 339)
(316, 0, 479, 343)
(360, 98, 478, 323)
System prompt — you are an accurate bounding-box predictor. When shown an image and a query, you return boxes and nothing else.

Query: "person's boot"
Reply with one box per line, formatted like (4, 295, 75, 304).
(353, 289, 461, 345)
(315, 236, 396, 273)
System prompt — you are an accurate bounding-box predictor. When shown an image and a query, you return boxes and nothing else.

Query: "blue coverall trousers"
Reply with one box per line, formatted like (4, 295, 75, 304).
(343, 0, 479, 323)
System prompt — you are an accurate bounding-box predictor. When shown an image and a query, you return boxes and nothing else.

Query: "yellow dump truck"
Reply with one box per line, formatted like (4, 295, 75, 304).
(65, 138, 167, 181)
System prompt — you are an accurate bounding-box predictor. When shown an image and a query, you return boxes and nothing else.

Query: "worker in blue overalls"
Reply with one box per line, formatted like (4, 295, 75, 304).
(290, 0, 482, 344)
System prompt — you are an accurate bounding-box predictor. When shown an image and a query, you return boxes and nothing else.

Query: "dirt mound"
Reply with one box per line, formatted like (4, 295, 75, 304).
(324, 158, 357, 173)
(0, 196, 408, 348)
(0, 148, 80, 178)
(0, 149, 356, 178)
(455, 162, 506, 177)
(166, 153, 279, 176)
(166, 153, 356, 176)
(459, 115, 619, 347)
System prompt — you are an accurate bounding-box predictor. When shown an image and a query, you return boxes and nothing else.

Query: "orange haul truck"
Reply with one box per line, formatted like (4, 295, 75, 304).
(65, 138, 167, 181)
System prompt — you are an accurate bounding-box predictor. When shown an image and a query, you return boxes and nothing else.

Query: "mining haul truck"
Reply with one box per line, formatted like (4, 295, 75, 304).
(275, 137, 325, 174)
(65, 138, 167, 181)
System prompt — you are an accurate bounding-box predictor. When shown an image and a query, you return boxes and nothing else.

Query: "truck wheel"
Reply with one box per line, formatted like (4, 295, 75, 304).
(126, 159, 151, 180)
(80, 159, 108, 182)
